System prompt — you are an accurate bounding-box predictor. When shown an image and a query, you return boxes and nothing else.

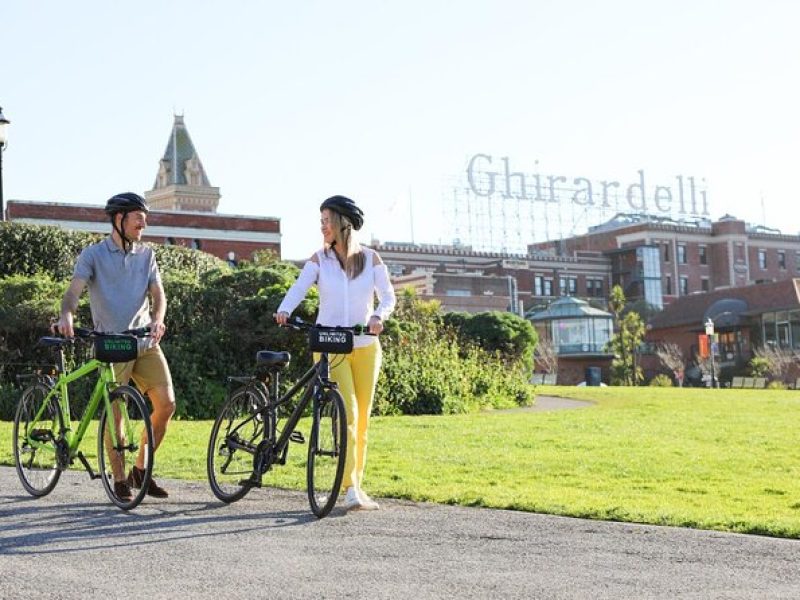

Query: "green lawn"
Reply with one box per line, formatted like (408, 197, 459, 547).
(3, 385, 799, 538)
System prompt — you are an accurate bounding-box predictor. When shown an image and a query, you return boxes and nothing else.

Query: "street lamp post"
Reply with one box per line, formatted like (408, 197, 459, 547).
(0, 106, 10, 222)
(705, 318, 717, 388)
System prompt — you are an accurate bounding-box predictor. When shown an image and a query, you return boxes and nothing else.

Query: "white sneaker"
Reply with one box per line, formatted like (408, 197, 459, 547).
(358, 489, 380, 511)
(343, 487, 363, 510)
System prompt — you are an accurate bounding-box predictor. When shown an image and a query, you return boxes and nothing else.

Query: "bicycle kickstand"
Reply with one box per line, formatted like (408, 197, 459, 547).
(76, 451, 101, 480)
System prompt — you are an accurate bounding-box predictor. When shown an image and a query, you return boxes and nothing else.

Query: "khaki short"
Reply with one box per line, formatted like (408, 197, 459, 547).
(113, 345, 173, 394)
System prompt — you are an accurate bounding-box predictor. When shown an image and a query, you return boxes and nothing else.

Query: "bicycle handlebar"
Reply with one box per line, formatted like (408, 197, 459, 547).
(281, 316, 376, 336)
(70, 326, 152, 339)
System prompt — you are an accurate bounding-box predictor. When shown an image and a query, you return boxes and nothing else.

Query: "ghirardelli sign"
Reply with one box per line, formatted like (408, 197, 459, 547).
(465, 154, 709, 217)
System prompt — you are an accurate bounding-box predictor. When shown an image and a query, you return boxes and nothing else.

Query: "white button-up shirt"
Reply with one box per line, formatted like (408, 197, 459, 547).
(277, 246, 396, 348)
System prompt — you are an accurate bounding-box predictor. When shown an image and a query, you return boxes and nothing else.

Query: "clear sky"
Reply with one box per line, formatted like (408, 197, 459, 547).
(3, 1, 799, 259)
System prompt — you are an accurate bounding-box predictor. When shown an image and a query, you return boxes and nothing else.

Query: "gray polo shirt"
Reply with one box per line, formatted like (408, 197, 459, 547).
(74, 238, 161, 345)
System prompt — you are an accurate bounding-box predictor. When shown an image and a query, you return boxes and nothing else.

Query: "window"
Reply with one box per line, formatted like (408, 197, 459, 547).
(758, 249, 767, 269)
(699, 245, 707, 265)
(778, 251, 786, 270)
(679, 276, 688, 296)
(663, 243, 670, 263)
(534, 276, 543, 296)
(587, 278, 604, 297)
(165, 237, 176, 245)
(543, 278, 553, 296)
(735, 243, 745, 262)
(560, 276, 577, 296)
(677, 244, 687, 264)
(701, 278, 710, 292)
(191, 239, 202, 250)
(665, 275, 672, 295)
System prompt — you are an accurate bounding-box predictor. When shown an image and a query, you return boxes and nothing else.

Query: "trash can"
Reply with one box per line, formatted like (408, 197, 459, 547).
(585, 366, 602, 386)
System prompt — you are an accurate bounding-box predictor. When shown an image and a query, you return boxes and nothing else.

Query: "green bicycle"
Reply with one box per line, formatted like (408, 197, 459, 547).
(13, 327, 155, 510)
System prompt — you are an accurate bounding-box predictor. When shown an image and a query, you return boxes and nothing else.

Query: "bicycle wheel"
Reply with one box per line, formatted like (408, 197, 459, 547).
(13, 383, 64, 497)
(307, 389, 347, 517)
(98, 385, 154, 510)
(207, 386, 268, 503)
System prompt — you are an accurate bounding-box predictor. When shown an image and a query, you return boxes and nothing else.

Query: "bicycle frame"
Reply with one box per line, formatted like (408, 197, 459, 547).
(24, 356, 125, 465)
(230, 353, 336, 476)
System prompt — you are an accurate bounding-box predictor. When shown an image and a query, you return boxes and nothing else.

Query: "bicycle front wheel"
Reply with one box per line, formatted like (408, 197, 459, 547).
(307, 389, 347, 518)
(207, 386, 268, 503)
(13, 383, 63, 497)
(98, 385, 154, 510)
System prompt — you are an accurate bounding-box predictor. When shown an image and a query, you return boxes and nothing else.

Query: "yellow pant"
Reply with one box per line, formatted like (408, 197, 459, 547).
(317, 341, 382, 489)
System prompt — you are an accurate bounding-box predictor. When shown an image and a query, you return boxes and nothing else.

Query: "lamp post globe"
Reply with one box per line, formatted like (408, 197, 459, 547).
(0, 106, 10, 222)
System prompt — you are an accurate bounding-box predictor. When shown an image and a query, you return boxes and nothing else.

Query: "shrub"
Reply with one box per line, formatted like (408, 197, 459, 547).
(767, 381, 787, 390)
(649, 374, 673, 387)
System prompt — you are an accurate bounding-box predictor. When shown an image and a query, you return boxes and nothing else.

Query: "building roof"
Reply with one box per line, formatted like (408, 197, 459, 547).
(648, 278, 800, 330)
(152, 115, 211, 188)
(528, 296, 612, 321)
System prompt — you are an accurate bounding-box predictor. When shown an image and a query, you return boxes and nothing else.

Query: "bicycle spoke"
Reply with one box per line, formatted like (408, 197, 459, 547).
(307, 390, 347, 517)
(207, 387, 267, 503)
(13, 384, 63, 497)
(98, 385, 154, 510)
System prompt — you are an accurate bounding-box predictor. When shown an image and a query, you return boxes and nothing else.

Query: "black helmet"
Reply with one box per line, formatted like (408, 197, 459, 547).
(320, 195, 364, 231)
(105, 192, 149, 215)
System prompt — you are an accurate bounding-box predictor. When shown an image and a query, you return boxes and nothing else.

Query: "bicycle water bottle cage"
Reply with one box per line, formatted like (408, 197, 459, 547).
(94, 335, 138, 363)
(256, 351, 290, 369)
(308, 328, 353, 353)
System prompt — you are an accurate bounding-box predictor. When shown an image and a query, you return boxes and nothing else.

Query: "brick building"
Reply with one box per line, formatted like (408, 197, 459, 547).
(6, 114, 280, 263)
(643, 278, 800, 385)
(529, 213, 800, 307)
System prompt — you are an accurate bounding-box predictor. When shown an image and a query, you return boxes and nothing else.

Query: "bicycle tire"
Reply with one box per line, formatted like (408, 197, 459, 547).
(98, 385, 154, 510)
(13, 383, 64, 497)
(307, 388, 347, 518)
(207, 386, 268, 503)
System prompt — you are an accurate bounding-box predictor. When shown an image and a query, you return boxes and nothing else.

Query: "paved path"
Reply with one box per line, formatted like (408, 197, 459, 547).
(1, 466, 798, 599)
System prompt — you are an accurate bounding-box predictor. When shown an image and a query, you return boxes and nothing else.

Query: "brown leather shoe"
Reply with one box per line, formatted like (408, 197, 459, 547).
(114, 481, 133, 501)
(127, 465, 169, 499)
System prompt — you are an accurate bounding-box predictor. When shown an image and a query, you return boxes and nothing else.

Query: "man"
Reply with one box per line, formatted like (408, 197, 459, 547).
(56, 192, 175, 499)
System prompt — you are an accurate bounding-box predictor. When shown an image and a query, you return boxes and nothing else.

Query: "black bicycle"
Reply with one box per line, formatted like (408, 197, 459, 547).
(207, 317, 368, 517)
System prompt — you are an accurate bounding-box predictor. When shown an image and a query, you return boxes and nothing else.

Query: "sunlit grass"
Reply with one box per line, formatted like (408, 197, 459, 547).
(2, 385, 799, 537)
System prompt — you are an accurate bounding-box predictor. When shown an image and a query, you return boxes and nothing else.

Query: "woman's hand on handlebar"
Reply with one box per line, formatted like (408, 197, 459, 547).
(368, 315, 383, 335)
(274, 311, 290, 326)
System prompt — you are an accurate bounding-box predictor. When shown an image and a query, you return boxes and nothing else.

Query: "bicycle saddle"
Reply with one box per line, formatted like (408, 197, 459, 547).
(256, 351, 290, 369)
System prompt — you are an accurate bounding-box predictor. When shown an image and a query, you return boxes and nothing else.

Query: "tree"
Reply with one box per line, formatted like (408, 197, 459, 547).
(655, 343, 685, 387)
(751, 345, 797, 383)
(533, 338, 558, 375)
(607, 285, 646, 386)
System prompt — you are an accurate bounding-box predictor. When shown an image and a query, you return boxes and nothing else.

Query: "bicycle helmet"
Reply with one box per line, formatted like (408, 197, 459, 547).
(104, 192, 149, 215)
(319, 195, 364, 231)
(105, 192, 149, 254)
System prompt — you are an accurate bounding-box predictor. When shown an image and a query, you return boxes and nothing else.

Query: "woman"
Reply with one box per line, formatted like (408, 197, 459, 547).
(275, 195, 396, 511)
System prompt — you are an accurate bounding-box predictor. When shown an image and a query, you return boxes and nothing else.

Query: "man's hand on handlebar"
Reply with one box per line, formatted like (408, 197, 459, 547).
(274, 311, 290, 326)
(53, 313, 75, 339)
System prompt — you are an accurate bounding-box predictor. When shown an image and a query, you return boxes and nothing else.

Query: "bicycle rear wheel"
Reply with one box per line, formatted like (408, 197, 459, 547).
(13, 383, 64, 497)
(307, 389, 347, 517)
(98, 385, 154, 510)
(207, 386, 268, 503)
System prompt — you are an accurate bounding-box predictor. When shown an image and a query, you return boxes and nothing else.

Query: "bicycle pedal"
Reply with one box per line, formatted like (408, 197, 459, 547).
(30, 429, 54, 442)
(289, 431, 305, 444)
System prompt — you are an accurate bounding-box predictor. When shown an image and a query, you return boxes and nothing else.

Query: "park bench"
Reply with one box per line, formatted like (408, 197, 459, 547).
(543, 373, 558, 385)
(529, 373, 544, 385)
(753, 377, 766, 389)
(741, 377, 755, 388)
(729, 376, 745, 388)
